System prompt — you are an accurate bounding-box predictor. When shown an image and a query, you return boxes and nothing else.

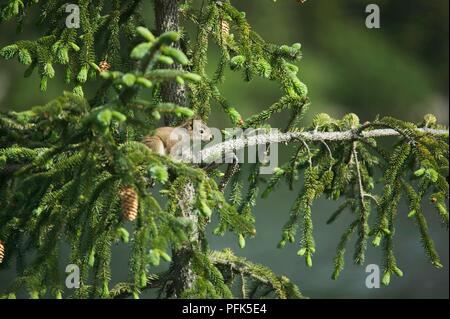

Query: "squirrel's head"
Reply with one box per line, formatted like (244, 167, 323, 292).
(182, 119, 213, 142)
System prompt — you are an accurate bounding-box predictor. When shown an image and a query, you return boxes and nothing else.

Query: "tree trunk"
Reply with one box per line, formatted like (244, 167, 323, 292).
(154, 0, 186, 112)
(154, 0, 198, 298)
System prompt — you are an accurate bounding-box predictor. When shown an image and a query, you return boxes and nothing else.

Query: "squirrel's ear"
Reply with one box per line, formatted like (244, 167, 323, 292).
(181, 118, 194, 130)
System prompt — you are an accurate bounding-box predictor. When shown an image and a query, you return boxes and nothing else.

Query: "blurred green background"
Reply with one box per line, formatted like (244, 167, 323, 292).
(0, 0, 448, 298)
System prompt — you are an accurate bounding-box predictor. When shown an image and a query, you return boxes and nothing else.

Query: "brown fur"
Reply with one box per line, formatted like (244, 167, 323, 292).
(143, 120, 212, 157)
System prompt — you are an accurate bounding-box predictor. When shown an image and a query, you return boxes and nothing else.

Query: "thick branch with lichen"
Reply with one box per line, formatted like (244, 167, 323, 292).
(195, 127, 448, 164)
(2, 127, 447, 177)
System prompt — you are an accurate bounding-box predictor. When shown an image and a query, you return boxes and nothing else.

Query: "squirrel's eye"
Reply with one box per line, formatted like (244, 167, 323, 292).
(200, 130, 204, 134)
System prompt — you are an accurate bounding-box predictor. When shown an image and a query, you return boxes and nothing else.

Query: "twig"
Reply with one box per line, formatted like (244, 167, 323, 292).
(352, 143, 367, 210)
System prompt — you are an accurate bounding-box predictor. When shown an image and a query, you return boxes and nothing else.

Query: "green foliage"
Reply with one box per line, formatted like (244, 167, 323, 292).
(210, 249, 305, 299)
(181, 0, 309, 125)
(264, 114, 448, 283)
(0, 0, 448, 299)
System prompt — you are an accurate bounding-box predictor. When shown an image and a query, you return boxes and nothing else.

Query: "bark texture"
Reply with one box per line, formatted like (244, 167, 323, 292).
(154, 0, 186, 112)
(154, 0, 198, 297)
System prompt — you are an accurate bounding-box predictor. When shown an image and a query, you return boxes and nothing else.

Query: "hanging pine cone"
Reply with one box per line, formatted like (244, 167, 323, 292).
(220, 19, 230, 38)
(99, 60, 111, 72)
(0, 240, 5, 264)
(120, 186, 139, 221)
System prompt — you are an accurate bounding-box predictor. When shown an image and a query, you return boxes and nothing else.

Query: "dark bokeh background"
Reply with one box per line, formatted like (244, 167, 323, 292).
(0, 0, 449, 298)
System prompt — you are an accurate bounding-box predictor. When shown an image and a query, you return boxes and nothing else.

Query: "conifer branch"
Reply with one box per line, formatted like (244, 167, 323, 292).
(197, 127, 448, 163)
(352, 143, 370, 265)
(210, 249, 304, 299)
(1, 127, 447, 177)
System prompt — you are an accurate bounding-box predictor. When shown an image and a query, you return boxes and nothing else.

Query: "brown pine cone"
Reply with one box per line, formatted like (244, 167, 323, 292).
(120, 186, 139, 221)
(0, 240, 5, 264)
(220, 20, 230, 37)
(99, 60, 111, 72)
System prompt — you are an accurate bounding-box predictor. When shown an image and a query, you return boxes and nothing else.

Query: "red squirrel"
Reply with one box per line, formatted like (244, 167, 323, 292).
(143, 119, 213, 157)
